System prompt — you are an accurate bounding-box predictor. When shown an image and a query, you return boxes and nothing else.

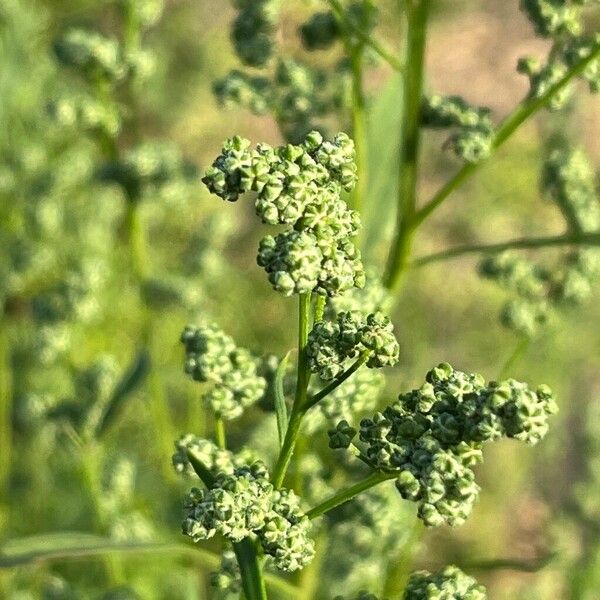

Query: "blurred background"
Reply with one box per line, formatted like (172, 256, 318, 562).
(1, 0, 599, 598)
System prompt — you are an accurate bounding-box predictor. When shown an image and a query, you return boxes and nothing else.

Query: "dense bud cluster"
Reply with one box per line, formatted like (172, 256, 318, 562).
(53, 29, 125, 81)
(520, 0, 582, 38)
(422, 95, 494, 163)
(307, 310, 399, 380)
(172, 435, 257, 478)
(203, 131, 365, 296)
(518, 56, 574, 110)
(231, 0, 278, 67)
(99, 142, 197, 199)
(404, 565, 487, 599)
(48, 94, 122, 137)
(181, 324, 266, 420)
(336, 363, 557, 526)
(182, 462, 314, 572)
(210, 549, 241, 595)
(480, 145, 600, 334)
(565, 34, 600, 93)
(300, 12, 340, 50)
(213, 70, 271, 114)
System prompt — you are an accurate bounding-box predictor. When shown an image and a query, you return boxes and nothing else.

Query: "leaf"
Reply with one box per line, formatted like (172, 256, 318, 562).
(0, 532, 218, 569)
(274, 350, 292, 448)
(95, 349, 151, 438)
(362, 74, 403, 263)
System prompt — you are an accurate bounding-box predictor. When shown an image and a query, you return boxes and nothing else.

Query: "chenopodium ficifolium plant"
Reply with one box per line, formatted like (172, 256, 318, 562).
(202, 130, 365, 296)
(330, 362, 558, 527)
(213, 0, 378, 142)
(182, 461, 315, 572)
(479, 144, 600, 336)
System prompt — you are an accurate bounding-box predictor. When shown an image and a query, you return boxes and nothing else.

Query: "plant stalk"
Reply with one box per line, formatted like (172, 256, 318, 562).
(233, 538, 268, 600)
(306, 471, 396, 520)
(0, 321, 12, 502)
(383, 0, 430, 291)
(273, 294, 311, 488)
(414, 41, 600, 227)
(215, 416, 227, 450)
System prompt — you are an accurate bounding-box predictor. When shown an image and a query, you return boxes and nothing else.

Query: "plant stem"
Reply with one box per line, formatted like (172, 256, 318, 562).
(327, 0, 404, 72)
(383, 0, 430, 292)
(0, 321, 12, 502)
(349, 47, 367, 215)
(306, 471, 396, 520)
(498, 336, 530, 380)
(410, 232, 600, 268)
(272, 294, 312, 488)
(313, 295, 326, 324)
(125, 199, 147, 280)
(232, 538, 268, 600)
(215, 416, 227, 450)
(305, 351, 371, 410)
(414, 41, 600, 227)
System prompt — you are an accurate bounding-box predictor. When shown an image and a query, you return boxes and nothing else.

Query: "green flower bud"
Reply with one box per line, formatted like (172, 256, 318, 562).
(405, 565, 487, 599)
(328, 420, 357, 449)
(520, 0, 582, 38)
(300, 12, 340, 50)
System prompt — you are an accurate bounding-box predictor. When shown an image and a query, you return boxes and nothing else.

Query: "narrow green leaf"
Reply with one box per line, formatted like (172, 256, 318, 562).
(362, 74, 403, 262)
(0, 532, 217, 569)
(274, 351, 292, 448)
(96, 349, 150, 438)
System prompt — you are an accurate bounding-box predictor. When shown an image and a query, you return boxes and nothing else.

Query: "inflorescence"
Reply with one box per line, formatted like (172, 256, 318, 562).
(330, 362, 557, 527)
(480, 145, 600, 335)
(181, 324, 266, 420)
(307, 310, 399, 380)
(404, 565, 487, 599)
(182, 461, 315, 572)
(202, 131, 365, 297)
(421, 94, 495, 163)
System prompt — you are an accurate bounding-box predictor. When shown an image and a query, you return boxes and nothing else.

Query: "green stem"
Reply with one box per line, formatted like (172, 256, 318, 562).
(272, 294, 311, 488)
(410, 232, 600, 268)
(313, 295, 326, 324)
(81, 445, 124, 585)
(215, 416, 227, 450)
(498, 336, 530, 380)
(383, 0, 430, 291)
(305, 351, 371, 410)
(0, 321, 12, 502)
(327, 0, 403, 72)
(414, 41, 600, 227)
(306, 471, 396, 520)
(232, 538, 268, 600)
(125, 199, 147, 280)
(349, 48, 367, 215)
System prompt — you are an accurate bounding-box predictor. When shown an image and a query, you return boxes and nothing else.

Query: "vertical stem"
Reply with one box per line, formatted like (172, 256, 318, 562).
(215, 416, 227, 450)
(273, 293, 311, 488)
(349, 48, 367, 216)
(383, 0, 430, 291)
(233, 538, 268, 600)
(125, 198, 147, 280)
(498, 336, 530, 380)
(0, 321, 12, 501)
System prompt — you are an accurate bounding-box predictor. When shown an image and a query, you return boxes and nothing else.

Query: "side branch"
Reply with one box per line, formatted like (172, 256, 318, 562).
(414, 42, 600, 227)
(411, 232, 600, 268)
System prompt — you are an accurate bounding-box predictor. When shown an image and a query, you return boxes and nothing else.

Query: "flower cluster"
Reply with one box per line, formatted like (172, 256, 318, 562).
(231, 0, 278, 67)
(182, 462, 315, 572)
(210, 549, 241, 595)
(181, 324, 266, 420)
(307, 310, 399, 380)
(333, 363, 557, 526)
(404, 565, 487, 599)
(520, 0, 582, 38)
(421, 94, 494, 163)
(300, 11, 340, 50)
(172, 435, 257, 478)
(48, 94, 122, 137)
(118, 0, 165, 29)
(519, 2, 600, 111)
(53, 29, 125, 81)
(99, 142, 198, 200)
(203, 131, 366, 296)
